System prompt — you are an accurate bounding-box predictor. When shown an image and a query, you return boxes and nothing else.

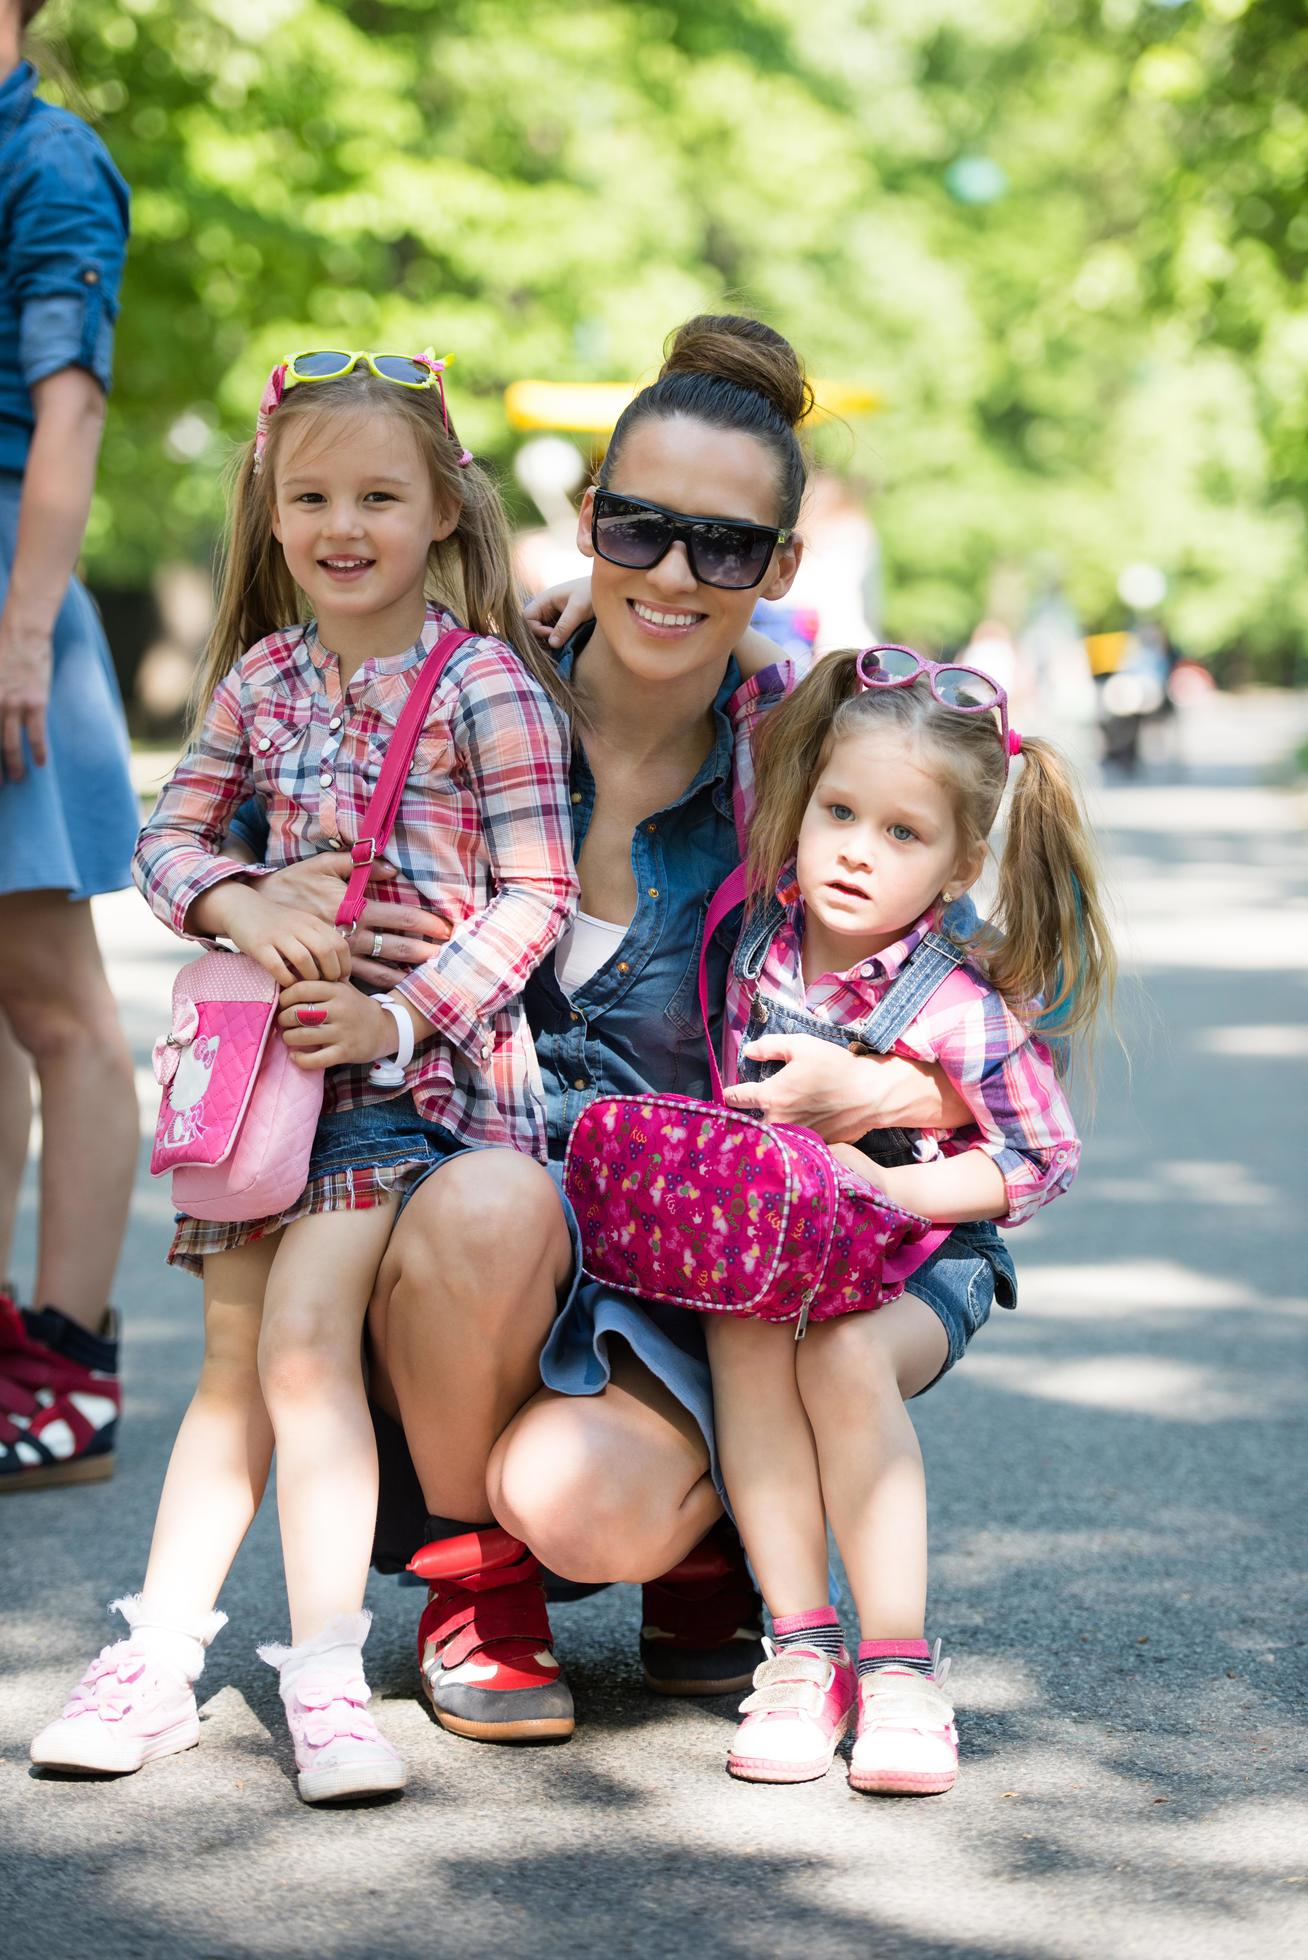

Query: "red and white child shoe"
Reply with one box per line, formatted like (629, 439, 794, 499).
(0, 1299, 120, 1492)
(409, 1527, 574, 1743)
(848, 1643, 958, 1796)
(259, 1610, 404, 1804)
(727, 1639, 858, 1784)
(30, 1595, 225, 1774)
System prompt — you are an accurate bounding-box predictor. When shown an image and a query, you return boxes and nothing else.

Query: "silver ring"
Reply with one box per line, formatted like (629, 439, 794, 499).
(371, 931, 384, 959)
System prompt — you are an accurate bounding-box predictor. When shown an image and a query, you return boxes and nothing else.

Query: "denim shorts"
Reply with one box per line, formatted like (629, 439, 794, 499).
(906, 1220, 1017, 1393)
(307, 1092, 463, 1181)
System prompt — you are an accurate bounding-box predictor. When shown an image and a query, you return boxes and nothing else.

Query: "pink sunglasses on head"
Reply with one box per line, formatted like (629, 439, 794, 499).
(855, 644, 1023, 763)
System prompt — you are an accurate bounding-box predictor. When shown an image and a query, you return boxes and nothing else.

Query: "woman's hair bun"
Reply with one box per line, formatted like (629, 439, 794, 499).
(660, 314, 814, 431)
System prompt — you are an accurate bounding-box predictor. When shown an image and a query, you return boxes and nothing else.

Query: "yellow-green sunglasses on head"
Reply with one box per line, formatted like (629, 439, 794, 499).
(254, 347, 472, 469)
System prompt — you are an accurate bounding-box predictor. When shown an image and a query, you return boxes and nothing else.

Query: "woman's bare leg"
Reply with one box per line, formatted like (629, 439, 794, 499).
(796, 1294, 948, 1637)
(0, 1011, 31, 1285)
(488, 1344, 721, 1585)
(367, 1152, 571, 1524)
(0, 892, 136, 1328)
(140, 1241, 278, 1623)
(260, 1207, 396, 1642)
(704, 1316, 829, 1615)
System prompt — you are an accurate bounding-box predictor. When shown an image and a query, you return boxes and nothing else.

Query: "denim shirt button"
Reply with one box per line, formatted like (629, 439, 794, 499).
(570, 791, 583, 805)
(647, 887, 659, 899)
(617, 961, 630, 974)
(570, 1010, 581, 1023)
(573, 1077, 588, 1091)
(646, 822, 657, 834)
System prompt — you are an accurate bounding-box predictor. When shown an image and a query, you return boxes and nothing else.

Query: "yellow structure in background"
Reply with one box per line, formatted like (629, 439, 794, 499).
(504, 378, 883, 433)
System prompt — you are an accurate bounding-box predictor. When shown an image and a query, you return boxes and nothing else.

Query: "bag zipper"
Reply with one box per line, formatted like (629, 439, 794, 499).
(794, 1290, 814, 1341)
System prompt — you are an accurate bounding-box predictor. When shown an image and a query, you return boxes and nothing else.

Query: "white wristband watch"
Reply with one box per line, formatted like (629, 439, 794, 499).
(368, 994, 416, 1088)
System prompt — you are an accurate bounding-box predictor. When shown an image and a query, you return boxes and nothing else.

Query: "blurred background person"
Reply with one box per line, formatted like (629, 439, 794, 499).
(0, 0, 138, 1494)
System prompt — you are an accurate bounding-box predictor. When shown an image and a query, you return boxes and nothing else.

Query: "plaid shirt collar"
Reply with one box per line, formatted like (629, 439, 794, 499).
(299, 604, 459, 721)
(772, 859, 936, 998)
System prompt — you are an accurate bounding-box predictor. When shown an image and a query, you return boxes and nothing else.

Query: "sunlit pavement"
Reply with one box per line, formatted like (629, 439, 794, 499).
(4, 693, 1306, 1959)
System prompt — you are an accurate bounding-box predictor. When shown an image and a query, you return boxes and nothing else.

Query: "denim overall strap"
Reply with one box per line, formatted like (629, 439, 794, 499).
(856, 932, 966, 1054)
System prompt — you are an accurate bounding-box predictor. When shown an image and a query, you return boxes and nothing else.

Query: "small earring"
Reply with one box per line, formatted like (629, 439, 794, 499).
(941, 890, 953, 903)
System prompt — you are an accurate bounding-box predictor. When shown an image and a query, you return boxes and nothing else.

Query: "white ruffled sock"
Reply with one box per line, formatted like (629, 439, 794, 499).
(112, 1593, 228, 1683)
(257, 1610, 373, 1699)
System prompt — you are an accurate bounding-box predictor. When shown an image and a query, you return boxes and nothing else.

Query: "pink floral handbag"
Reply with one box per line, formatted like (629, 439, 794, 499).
(563, 868, 950, 1337)
(149, 627, 474, 1223)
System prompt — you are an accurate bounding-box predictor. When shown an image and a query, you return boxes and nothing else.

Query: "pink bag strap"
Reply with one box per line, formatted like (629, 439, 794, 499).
(696, 864, 749, 1103)
(332, 627, 476, 935)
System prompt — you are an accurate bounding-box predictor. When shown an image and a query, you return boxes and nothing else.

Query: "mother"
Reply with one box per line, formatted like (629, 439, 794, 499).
(259, 315, 969, 1739)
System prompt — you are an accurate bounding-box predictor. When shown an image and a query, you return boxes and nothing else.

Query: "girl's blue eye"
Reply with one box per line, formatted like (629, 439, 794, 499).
(890, 823, 916, 843)
(829, 802, 855, 822)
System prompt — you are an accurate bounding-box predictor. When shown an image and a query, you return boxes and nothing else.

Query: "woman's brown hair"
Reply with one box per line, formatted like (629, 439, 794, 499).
(600, 313, 814, 527)
(747, 650, 1116, 1062)
(190, 368, 567, 738)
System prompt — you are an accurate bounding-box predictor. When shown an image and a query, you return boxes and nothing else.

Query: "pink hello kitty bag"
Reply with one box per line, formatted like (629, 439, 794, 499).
(149, 627, 473, 1222)
(563, 868, 949, 1337)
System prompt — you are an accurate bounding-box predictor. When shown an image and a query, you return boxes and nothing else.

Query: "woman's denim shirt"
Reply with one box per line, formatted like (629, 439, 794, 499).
(0, 61, 129, 477)
(526, 626, 746, 1156)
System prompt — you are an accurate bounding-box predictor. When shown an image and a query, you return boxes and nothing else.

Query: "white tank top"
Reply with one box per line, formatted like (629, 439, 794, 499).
(555, 910, 629, 997)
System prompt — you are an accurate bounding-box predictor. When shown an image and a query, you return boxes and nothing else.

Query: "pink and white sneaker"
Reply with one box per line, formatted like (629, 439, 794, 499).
(260, 1613, 404, 1805)
(30, 1595, 224, 1775)
(727, 1640, 857, 1784)
(848, 1643, 958, 1796)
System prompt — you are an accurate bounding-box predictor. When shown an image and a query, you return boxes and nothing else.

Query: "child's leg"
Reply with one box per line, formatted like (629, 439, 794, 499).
(797, 1295, 957, 1796)
(706, 1315, 858, 1785)
(795, 1294, 946, 1635)
(140, 1240, 278, 1625)
(258, 1205, 396, 1643)
(704, 1316, 828, 1615)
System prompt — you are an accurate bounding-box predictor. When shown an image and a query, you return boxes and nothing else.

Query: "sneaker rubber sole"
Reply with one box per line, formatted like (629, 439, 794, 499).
(727, 1705, 855, 1785)
(1, 1452, 114, 1494)
(297, 1758, 406, 1804)
(419, 1669, 574, 1744)
(848, 1762, 957, 1796)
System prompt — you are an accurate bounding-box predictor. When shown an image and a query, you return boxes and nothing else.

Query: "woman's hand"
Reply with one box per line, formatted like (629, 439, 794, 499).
(277, 980, 401, 1072)
(722, 1033, 969, 1140)
(0, 622, 52, 779)
(524, 576, 593, 648)
(188, 882, 350, 986)
(256, 853, 451, 989)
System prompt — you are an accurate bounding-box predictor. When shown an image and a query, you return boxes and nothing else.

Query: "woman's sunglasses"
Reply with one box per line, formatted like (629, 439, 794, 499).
(856, 644, 1023, 762)
(591, 490, 789, 592)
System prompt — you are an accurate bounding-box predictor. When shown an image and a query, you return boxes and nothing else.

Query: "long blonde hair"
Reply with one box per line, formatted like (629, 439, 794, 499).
(189, 368, 567, 738)
(747, 650, 1116, 1059)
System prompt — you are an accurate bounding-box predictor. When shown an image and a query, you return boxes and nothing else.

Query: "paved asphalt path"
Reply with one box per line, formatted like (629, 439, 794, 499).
(3, 693, 1306, 1959)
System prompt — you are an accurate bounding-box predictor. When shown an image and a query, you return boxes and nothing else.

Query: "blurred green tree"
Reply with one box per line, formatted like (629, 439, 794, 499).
(26, 0, 1306, 670)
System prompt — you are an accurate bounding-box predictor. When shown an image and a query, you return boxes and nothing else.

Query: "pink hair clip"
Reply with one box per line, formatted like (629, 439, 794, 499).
(251, 362, 287, 474)
(1007, 728, 1023, 757)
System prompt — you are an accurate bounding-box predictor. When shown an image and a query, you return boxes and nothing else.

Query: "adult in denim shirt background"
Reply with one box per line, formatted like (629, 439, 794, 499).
(248, 313, 973, 1745)
(0, 4, 139, 1495)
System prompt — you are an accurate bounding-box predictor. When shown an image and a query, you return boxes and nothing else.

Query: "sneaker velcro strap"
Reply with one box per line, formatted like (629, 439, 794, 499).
(408, 1527, 537, 1590)
(860, 1673, 954, 1729)
(421, 1583, 554, 1670)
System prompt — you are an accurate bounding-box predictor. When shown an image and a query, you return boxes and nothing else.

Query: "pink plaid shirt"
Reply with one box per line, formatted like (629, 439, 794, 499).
(722, 657, 1079, 1227)
(134, 604, 578, 1158)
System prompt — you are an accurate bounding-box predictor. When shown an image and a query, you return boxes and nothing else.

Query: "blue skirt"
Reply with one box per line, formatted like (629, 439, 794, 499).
(0, 472, 139, 900)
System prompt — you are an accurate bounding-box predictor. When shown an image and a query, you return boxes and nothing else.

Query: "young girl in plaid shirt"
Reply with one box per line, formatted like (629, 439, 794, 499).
(32, 352, 577, 1802)
(710, 644, 1114, 1798)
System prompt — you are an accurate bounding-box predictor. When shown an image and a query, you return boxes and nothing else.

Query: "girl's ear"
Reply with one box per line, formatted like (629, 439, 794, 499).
(431, 499, 460, 546)
(759, 532, 803, 603)
(575, 486, 597, 561)
(948, 841, 987, 898)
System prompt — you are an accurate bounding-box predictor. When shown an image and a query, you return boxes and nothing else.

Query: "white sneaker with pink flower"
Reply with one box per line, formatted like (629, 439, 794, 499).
(259, 1611, 404, 1804)
(30, 1595, 225, 1775)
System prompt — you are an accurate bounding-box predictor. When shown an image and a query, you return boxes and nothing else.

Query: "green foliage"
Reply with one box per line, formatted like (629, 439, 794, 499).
(29, 0, 1308, 669)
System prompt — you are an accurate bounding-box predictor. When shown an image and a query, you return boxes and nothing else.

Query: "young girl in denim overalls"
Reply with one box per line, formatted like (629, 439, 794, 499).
(31, 352, 577, 1803)
(711, 644, 1114, 1796)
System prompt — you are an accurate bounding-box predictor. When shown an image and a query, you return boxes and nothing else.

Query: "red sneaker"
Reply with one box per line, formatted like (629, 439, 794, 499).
(0, 1300, 119, 1493)
(409, 1527, 574, 1743)
(641, 1521, 765, 1697)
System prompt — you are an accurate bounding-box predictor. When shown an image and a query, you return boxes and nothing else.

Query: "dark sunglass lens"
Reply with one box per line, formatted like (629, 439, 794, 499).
(374, 356, 429, 383)
(293, 350, 353, 378)
(936, 666, 1000, 710)
(691, 524, 772, 588)
(594, 505, 669, 567)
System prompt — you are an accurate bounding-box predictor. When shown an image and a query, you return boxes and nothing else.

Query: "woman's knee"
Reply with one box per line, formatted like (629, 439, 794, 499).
(488, 1403, 694, 1584)
(374, 1152, 568, 1344)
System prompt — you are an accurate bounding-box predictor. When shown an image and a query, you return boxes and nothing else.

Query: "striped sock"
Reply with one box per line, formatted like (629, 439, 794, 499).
(857, 1637, 933, 1680)
(772, 1607, 845, 1660)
